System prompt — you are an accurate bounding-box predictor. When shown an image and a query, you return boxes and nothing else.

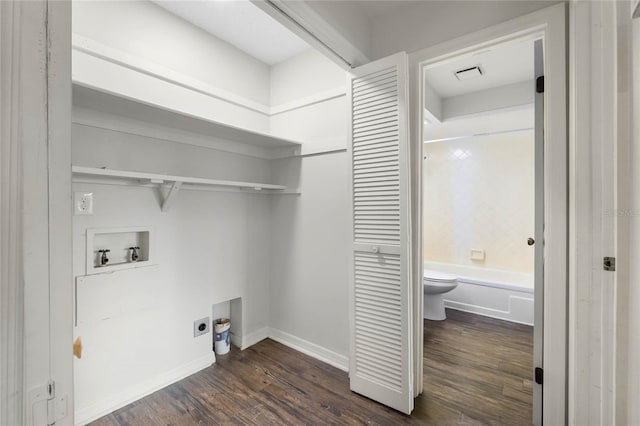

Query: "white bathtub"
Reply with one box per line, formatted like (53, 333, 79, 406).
(424, 261, 534, 325)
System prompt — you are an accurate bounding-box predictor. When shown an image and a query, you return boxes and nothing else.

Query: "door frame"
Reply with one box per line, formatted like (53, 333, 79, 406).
(1, 1, 74, 424)
(408, 3, 567, 424)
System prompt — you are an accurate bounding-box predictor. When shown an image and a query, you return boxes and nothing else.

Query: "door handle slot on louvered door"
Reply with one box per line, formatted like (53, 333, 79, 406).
(348, 52, 413, 415)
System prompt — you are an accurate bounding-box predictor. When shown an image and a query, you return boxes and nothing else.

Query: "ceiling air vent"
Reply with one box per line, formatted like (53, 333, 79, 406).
(454, 65, 483, 81)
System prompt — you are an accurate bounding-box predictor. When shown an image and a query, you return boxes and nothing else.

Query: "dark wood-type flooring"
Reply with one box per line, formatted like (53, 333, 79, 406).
(91, 309, 533, 425)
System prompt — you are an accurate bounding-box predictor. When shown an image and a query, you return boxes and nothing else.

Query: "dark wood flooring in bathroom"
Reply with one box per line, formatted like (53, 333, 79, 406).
(90, 309, 533, 426)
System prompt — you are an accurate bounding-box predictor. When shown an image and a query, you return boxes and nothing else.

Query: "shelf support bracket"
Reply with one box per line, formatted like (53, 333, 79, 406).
(162, 181, 182, 212)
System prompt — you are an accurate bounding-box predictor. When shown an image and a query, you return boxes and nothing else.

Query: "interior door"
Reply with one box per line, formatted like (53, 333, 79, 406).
(347, 52, 414, 414)
(532, 39, 544, 426)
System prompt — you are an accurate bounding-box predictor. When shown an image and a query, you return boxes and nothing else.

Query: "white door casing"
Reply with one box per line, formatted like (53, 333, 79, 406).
(410, 3, 567, 424)
(533, 38, 544, 426)
(1, 1, 25, 423)
(347, 52, 414, 414)
(16, 1, 73, 424)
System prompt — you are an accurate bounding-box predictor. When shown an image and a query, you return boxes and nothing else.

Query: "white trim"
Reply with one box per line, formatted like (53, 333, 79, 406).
(410, 4, 568, 425)
(73, 34, 346, 119)
(299, 142, 347, 157)
(74, 352, 215, 426)
(569, 2, 619, 425)
(250, 0, 368, 69)
(267, 328, 349, 372)
(0, 2, 24, 423)
(72, 166, 287, 192)
(72, 177, 301, 196)
(71, 36, 349, 160)
(270, 88, 346, 116)
(72, 34, 271, 116)
(47, 3, 75, 424)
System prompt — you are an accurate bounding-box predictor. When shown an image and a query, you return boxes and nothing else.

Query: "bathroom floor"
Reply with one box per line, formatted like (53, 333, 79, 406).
(421, 309, 533, 425)
(90, 309, 533, 426)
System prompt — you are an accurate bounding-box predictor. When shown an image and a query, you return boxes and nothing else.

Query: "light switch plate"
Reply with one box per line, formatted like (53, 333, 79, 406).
(74, 192, 93, 215)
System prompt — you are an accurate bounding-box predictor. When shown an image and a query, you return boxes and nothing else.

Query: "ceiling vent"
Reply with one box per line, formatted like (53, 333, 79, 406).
(454, 65, 483, 81)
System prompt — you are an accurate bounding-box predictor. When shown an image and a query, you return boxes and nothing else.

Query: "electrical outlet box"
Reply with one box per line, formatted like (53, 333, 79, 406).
(193, 317, 210, 337)
(74, 192, 94, 215)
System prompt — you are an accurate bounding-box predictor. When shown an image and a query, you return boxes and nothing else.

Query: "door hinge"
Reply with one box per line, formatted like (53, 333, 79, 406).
(46, 381, 68, 426)
(604, 257, 616, 271)
(536, 76, 544, 93)
(534, 367, 543, 385)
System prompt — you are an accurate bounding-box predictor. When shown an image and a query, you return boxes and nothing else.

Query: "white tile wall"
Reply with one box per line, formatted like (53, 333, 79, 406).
(423, 130, 535, 273)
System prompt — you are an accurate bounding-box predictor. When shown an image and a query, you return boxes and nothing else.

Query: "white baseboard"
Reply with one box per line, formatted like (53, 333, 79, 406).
(239, 326, 270, 350)
(74, 352, 215, 425)
(267, 327, 348, 372)
(76, 328, 347, 425)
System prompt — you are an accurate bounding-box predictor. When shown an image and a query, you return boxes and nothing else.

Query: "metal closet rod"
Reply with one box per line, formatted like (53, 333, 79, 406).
(262, 0, 354, 69)
(423, 126, 534, 144)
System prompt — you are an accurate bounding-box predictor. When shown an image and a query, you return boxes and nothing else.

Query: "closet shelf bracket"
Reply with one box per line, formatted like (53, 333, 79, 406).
(161, 181, 183, 212)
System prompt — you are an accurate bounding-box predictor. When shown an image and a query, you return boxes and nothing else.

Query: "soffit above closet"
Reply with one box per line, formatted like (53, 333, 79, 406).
(152, 0, 310, 65)
(425, 38, 534, 98)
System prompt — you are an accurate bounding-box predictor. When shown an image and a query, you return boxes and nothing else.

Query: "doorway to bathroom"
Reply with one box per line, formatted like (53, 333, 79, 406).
(412, 15, 566, 423)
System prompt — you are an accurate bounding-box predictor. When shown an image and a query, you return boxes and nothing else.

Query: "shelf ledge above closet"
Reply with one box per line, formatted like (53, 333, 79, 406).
(72, 166, 294, 212)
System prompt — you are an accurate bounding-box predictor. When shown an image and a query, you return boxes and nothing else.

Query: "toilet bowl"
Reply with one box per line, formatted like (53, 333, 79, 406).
(424, 269, 458, 320)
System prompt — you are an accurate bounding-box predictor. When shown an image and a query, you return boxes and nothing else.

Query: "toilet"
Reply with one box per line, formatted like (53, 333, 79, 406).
(423, 269, 458, 320)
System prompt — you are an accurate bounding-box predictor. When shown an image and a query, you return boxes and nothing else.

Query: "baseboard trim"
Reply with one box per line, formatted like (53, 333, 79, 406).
(74, 352, 215, 425)
(77, 328, 348, 424)
(267, 327, 348, 372)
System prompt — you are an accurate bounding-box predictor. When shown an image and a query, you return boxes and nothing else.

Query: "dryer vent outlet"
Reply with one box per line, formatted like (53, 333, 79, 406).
(194, 317, 210, 337)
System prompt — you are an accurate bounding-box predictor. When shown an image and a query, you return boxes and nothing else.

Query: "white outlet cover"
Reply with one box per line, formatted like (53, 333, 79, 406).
(74, 192, 93, 215)
(194, 317, 210, 337)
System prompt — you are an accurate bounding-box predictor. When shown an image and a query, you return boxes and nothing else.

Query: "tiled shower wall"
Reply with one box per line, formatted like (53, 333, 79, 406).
(423, 130, 534, 273)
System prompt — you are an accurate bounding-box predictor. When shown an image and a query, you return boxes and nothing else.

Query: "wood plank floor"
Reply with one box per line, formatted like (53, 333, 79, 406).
(90, 309, 533, 426)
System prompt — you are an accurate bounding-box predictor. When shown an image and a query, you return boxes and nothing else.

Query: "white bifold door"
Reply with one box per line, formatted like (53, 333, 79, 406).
(347, 52, 415, 414)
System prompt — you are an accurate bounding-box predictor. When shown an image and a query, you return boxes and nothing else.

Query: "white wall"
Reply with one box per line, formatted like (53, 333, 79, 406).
(72, 125, 272, 423)
(423, 131, 535, 273)
(270, 49, 345, 106)
(268, 49, 351, 366)
(72, 1, 270, 106)
(269, 153, 350, 365)
(369, 1, 560, 59)
(269, 49, 347, 152)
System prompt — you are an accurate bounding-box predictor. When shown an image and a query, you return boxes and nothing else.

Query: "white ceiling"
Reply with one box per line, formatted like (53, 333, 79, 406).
(424, 38, 534, 98)
(153, 0, 310, 66)
(350, 0, 414, 20)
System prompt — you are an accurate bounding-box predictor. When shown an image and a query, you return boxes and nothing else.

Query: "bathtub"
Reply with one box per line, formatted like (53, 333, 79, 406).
(424, 261, 534, 325)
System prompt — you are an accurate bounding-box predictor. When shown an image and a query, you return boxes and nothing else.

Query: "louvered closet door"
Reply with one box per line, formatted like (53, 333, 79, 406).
(348, 52, 413, 414)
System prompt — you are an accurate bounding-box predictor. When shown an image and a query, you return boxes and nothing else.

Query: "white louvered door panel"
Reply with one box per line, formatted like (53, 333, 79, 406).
(348, 52, 413, 414)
